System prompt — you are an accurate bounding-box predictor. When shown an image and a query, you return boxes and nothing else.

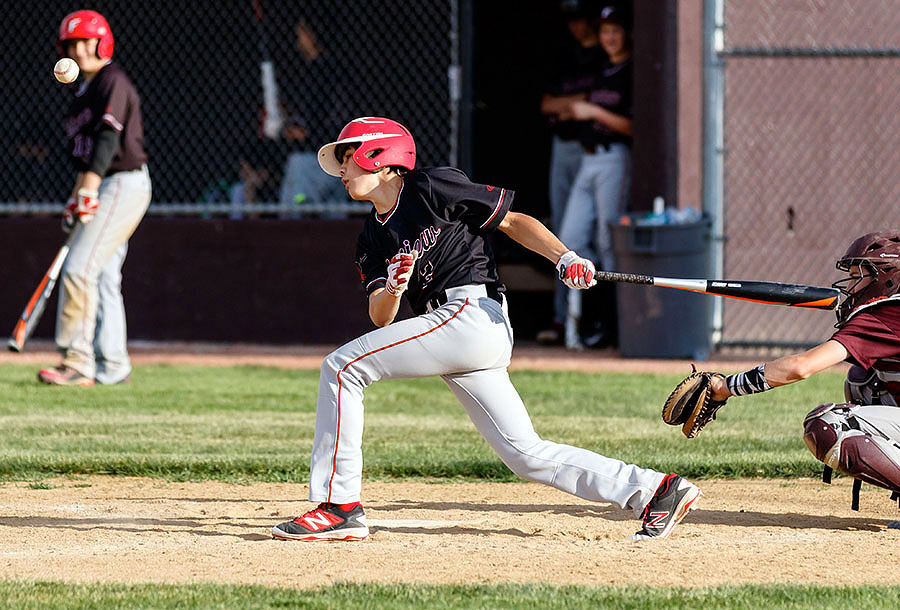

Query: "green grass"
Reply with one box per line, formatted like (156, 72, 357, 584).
(0, 363, 883, 607)
(0, 363, 845, 482)
(0, 582, 897, 609)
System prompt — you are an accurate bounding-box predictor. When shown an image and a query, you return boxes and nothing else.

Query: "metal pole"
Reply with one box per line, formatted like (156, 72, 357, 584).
(448, 0, 460, 167)
(702, 0, 726, 345)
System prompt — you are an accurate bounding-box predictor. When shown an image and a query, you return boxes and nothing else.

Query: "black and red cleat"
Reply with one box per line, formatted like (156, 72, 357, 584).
(630, 473, 702, 540)
(272, 502, 368, 541)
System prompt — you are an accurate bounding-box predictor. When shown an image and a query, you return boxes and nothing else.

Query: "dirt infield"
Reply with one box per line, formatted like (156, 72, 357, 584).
(3, 341, 878, 589)
(0, 477, 898, 588)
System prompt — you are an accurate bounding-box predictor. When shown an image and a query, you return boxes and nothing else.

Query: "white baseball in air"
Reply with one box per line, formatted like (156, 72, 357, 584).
(53, 58, 79, 84)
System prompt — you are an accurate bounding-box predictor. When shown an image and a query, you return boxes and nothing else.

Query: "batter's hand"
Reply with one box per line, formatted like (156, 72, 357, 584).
(65, 188, 100, 228)
(61, 197, 78, 233)
(556, 250, 596, 289)
(385, 250, 418, 297)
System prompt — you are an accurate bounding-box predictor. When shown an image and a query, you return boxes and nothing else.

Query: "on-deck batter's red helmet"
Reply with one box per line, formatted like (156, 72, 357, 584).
(57, 10, 115, 60)
(833, 231, 900, 326)
(318, 117, 416, 177)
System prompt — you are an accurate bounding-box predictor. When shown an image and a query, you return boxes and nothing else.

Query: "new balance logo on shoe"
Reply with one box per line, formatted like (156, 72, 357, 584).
(272, 502, 369, 541)
(630, 474, 702, 541)
(643, 511, 671, 529)
(300, 511, 339, 530)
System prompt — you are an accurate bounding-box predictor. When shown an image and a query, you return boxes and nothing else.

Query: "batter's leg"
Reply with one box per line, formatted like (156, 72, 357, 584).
(94, 241, 131, 384)
(442, 367, 665, 516)
(309, 297, 510, 504)
(57, 167, 150, 378)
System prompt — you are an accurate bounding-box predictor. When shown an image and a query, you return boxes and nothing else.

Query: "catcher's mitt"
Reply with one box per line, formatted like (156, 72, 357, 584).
(662, 364, 728, 438)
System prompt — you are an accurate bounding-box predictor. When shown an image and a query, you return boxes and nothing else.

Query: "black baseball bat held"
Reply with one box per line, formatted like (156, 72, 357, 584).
(594, 271, 839, 310)
(8, 240, 71, 352)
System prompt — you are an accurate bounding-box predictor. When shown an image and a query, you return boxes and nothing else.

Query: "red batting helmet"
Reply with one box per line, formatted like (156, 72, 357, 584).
(317, 117, 416, 177)
(57, 10, 115, 60)
(833, 231, 900, 326)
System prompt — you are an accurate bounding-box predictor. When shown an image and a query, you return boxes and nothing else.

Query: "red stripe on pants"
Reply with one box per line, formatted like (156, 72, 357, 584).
(327, 299, 470, 502)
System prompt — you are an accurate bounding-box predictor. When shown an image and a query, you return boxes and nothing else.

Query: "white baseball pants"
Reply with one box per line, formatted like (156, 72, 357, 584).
(309, 284, 665, 516)
(57, 165, 151, 382)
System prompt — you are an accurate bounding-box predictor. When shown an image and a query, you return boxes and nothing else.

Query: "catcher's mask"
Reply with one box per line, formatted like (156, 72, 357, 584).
(317, 117, 416, 177)
(833, 231, 900, 327)
(57, 10, 114, 60)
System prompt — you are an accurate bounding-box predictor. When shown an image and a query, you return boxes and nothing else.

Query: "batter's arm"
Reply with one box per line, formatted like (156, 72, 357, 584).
(368, 288, 403, 327)
(498, 212, 569, 264)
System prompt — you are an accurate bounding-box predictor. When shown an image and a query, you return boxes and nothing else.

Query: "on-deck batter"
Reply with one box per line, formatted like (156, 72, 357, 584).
(271, 117, 701, 542)
(38, 10, 151, 387)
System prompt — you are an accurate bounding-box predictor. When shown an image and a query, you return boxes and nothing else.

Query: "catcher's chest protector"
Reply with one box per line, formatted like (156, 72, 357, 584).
(804, 403, 900, 507)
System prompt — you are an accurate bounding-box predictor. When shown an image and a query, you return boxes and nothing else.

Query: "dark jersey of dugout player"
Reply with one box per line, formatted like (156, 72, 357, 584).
(65, 62, 147, 174)
(831, 300, 900, 404)
(354, 167, 514, 315)
(579, 56, 633, 150)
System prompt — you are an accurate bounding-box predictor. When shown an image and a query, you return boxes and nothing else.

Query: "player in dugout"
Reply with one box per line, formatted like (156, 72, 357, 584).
(271, 117, 702, 542)
(704, 232, 900, 510)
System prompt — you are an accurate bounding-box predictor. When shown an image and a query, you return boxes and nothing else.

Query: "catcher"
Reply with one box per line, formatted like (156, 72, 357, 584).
(663, 231, 900, 510)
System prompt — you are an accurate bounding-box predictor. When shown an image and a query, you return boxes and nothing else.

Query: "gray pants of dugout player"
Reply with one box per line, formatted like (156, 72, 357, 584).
(308, 283, 666, 516)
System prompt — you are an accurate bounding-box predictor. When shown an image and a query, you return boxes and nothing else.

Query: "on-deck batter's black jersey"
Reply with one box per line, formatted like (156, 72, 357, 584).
(65, 62, 147, 174)
(355, 167, 514, 315)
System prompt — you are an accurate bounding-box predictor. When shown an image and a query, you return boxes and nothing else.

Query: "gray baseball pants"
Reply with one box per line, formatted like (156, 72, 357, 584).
(308, 284, 665, 516)
(56, 165, 151, 383)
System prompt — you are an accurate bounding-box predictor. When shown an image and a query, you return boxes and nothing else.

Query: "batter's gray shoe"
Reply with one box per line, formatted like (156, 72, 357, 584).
(630, 474, 702, 540)
(272, 502, 368, 541)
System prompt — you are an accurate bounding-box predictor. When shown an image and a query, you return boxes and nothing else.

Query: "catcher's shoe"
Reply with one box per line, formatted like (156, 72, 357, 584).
(272, 502, 368, 541)
(630, 474, 702, 541)
(37, 366, 95, 387)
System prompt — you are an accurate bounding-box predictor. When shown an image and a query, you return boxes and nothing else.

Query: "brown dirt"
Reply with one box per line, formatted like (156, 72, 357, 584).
(2, 341, 874, 589)
(0, 477, 898, 588)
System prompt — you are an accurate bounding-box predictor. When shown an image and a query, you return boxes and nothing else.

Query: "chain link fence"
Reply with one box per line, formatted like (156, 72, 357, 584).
(1, 0, 456, 217)
(718, 0, 900, 347)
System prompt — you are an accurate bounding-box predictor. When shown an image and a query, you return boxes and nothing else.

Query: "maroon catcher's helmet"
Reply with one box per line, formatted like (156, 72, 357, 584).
(833, 231, 900, 326)
(318, 117, 416, 177)
(57, 10, 115, 60)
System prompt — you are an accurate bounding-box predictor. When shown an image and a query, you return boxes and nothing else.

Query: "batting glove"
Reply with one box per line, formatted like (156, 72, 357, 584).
(556, 250, 596, 289)
(67, 188, 100, 226)
(385, 250, 418, 297)
(61, 197, 77, 233)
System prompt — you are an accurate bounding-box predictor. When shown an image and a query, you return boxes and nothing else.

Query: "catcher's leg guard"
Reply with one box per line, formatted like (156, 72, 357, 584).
(844, 365, 898, 406)
(803, 403, 900, 507)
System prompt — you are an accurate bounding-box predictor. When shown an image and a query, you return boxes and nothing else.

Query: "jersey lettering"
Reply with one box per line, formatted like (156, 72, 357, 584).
(396, 225, 443, 260)
(355, 167, 514, 314)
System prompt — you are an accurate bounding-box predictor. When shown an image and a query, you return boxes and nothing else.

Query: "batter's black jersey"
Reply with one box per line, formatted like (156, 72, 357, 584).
(65, 62, 147, 173)
(355, 167, 514, 315)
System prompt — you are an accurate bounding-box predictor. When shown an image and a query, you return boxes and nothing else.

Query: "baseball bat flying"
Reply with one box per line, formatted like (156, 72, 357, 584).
(594, 271, 839, 310)
(8, 238, 72, 352)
